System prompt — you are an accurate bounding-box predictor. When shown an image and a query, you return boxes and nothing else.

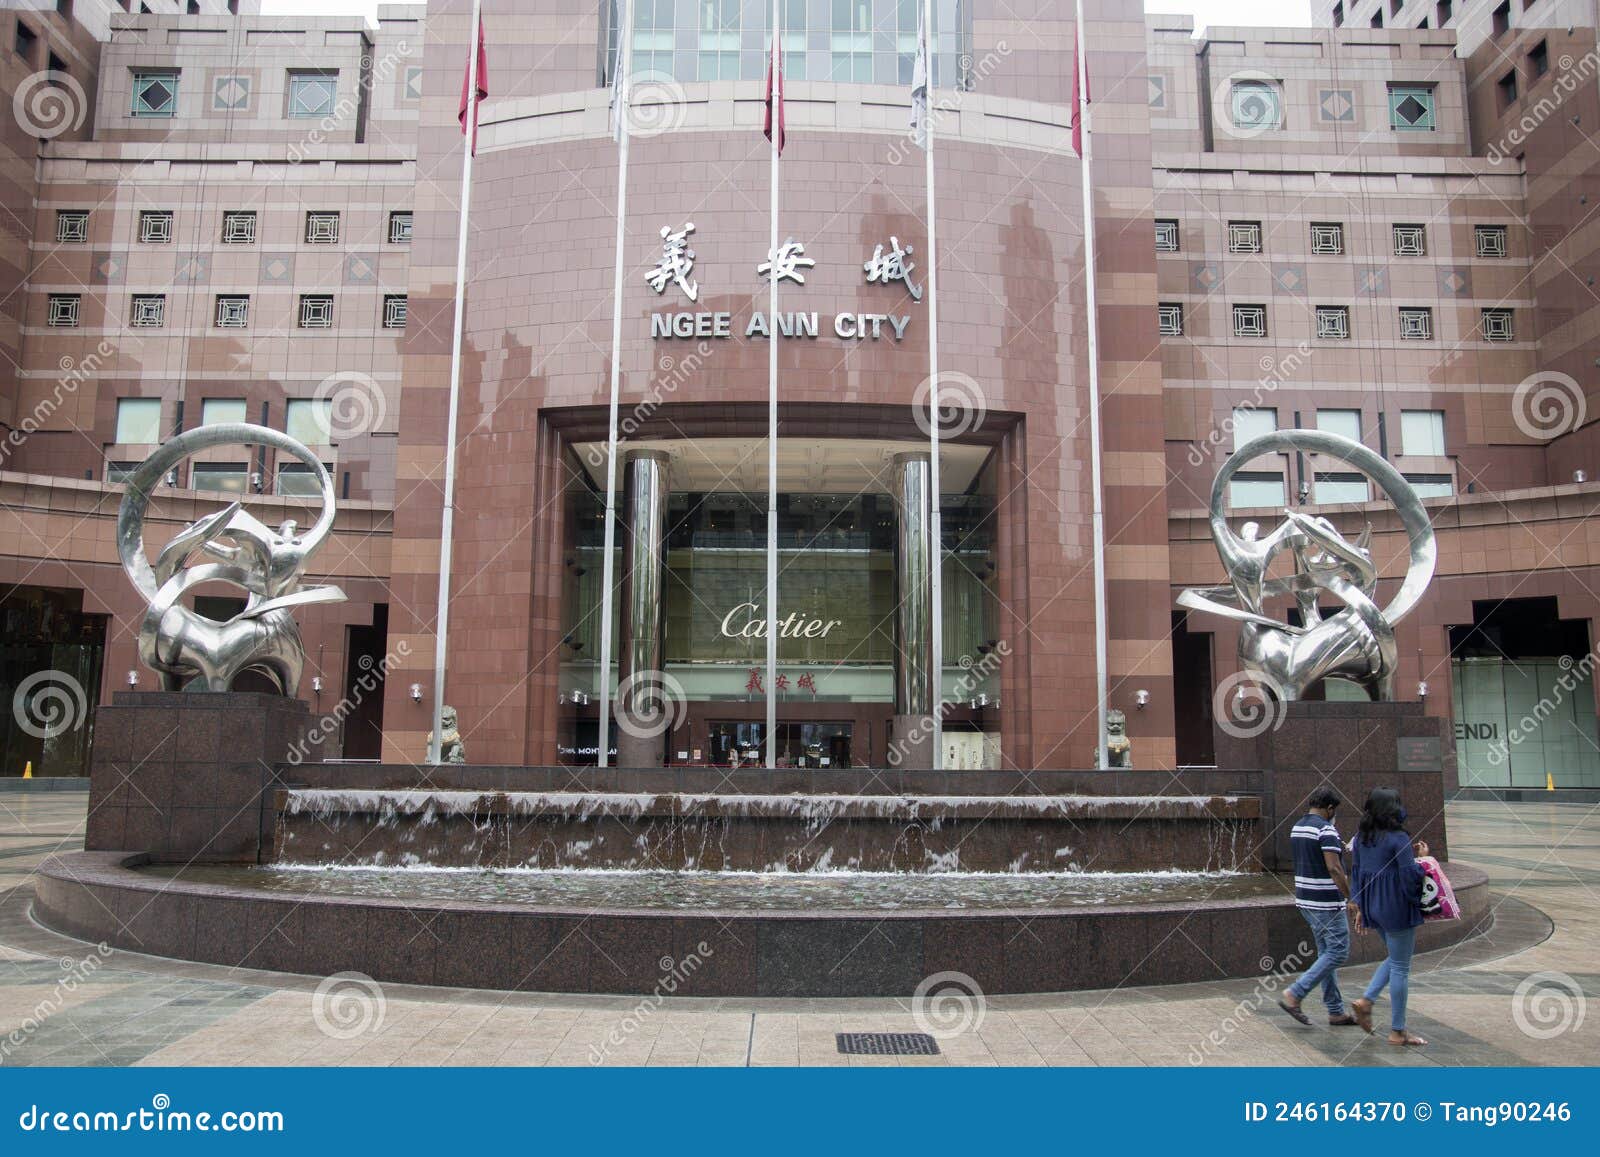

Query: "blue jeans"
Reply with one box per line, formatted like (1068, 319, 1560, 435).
(1288, 906, 1350, 1015)
(1363, 925, 1418, 1032)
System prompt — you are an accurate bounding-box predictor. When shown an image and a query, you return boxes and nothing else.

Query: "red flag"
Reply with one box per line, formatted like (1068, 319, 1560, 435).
(763, 31, 784, 154)
(458, 17, 489, 155)
(1070, 47, 1088, 158)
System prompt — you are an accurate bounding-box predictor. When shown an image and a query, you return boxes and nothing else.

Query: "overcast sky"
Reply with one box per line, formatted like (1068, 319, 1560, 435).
(258, 0, 1316, 34)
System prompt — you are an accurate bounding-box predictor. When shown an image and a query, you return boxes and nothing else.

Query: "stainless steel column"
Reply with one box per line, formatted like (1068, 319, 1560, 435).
(892, 452, 935, 768)
(617, 449, 670, 767)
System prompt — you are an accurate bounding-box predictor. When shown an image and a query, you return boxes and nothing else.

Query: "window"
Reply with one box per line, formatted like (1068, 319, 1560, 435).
(277, 463, 324, 497)
(1401, 410, 1447, 456)
(1314, 473, 1369, 504)
(1475, 225, 1508, 258)
(1228, 222, 1263, 254)
(55, 210, 88, 243)
(131, 70, 179, 118)
(1315, 305, 1350, 340)
(1529, 40, 1550, 80)
(1406, 473, 1454, 498)
(1399, 307, 1434, 340)
(1310, 223, 1344, 255)
(1497, 70, 1518, 110)
(1154, 219, 1179, 253)
(1233, 407, 1277, 448)
(287, 70, 338, 119)
(1232, 304, 1267, 338)
(285, 399, 333, 445)
(192, 463, 249, 494)
(215, 294, 249, 328)
(200, 398, 246, 426)
(1392, 224, 1426, 257)
(14, 21, 37, 64)
(305, 212, 340, 244)
(115, 398, 162, 444)
(1481, 308, 1515, 342)
(1157, 303, 1184, 336)
(139, 210, 173, 244)
(1230, 80, 1283, 132)
(1316, 409, 1362, 443)
(298, 294, 335, 329)
(1332, 2, 1343, 27)
(46, 294, 79, 327)
(105, 461, 139, 485)
(1388, 84, 1436, 131)
(1436, 1, 1452, 26)
(222, 211, 256, 244)
(388, 211, 412, 244)
(1492, 1, 1511, 37)
(129, 294, 165, 328)
(383, 294, 408, 329)
(1229, 472, 1286, 509)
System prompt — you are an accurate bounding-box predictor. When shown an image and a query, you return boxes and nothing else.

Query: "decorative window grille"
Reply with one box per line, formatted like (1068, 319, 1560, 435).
(47, 294, 80, 327)
(1315, 306, 1350, 340)
(304, 212, 340, 244)
(56, 210, 88, 242)
(1399, 308, 1433, 340)
(388, 211, 413, 244)
(1310, 223, 1344, 255)
(139, 210, 173, 243)
(1481, 308, 1515, 342)
(1233, 304, 1267, 338)
(222, 211, 256, 244)
(298, 295, 334, 329)
(1228, 221, 1263, 254)
(1154, 219, 1179, 252)
(1392, 224, 1427, 256)
(1475, 225, 1507, 258)
(383, 294, 408, 329)
(130, 294, 166, 327)
(215, 295, 249, 328)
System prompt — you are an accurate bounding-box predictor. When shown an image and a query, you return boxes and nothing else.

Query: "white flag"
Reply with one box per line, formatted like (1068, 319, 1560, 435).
(910, 7, 929, 150)
(609, 19, 627, 142)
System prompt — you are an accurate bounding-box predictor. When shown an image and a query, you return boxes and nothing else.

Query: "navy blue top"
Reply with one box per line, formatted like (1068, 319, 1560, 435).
(1350, 829, 1425, 931)
(1290, 813, 1346, 909)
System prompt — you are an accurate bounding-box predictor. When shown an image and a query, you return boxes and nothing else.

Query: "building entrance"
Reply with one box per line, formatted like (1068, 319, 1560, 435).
(708, 721, 854, 768)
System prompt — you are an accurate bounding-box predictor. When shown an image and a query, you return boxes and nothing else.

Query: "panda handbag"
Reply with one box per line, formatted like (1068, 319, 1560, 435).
(1416, 855, 1460, 921)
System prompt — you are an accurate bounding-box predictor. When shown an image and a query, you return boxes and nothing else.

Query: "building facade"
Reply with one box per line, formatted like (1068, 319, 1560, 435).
(2, 0, 1599, 788)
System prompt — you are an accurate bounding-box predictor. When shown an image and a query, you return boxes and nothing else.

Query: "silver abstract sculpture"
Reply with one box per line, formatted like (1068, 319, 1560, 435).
(117, 423, 345, 694)
(1177, 429, 1437, 701)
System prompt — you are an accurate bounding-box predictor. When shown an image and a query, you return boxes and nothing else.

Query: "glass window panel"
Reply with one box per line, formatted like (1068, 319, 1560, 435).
(1228, 473, 1285, 509)
(200, 398, 246, 426)
(192, 463, 248, 494)
(115, 398, 162, 444)
(1401, 410, 1446, 456)
(285, 398, 333, 445)
(1315, 408, 1362, 443)
(1232, 407, 1277, 447)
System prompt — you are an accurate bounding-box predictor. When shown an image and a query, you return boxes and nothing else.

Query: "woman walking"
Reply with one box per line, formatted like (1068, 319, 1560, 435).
(1349, 787, 1429, 1047)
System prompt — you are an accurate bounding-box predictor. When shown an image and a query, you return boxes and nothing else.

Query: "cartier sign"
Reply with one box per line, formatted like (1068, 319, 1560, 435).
(719, 602, 843, 640)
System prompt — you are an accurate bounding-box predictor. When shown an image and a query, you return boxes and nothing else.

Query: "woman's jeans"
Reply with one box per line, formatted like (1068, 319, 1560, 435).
(1363, 924, 1418, 1032)
(1288, 907, 1350, 1014)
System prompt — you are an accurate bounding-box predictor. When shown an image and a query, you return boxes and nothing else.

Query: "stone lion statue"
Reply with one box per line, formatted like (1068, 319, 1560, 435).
(427, 705, 465, 764)
(1106, 708, 1132, 769)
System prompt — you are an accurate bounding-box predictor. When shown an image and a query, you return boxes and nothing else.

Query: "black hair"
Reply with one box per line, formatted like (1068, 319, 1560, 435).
(1308, 787, 1342, 811)
(1358, 787, 1407, 846)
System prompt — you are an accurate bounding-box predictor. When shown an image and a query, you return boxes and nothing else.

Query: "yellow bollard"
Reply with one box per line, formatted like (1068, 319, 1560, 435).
(1547, 772, 1556, 792)
(22, 761, 31, 779)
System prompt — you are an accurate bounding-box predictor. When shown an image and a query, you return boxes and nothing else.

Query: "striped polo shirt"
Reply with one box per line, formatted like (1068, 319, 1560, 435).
(1291, 813, 1346, 910)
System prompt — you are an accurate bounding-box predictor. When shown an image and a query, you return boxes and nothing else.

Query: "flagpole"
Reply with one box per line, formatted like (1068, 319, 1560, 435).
(764, 0, 780, 769)
(597, 0, 634, 769)
(1075, 0, 1110, 769)
(430, 0, 482, 765)
(923, 0, 943, 772)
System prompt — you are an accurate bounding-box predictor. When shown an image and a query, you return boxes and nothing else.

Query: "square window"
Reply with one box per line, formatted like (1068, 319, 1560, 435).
(1230, 81, 1283, 132)
(115, 397, 162, 443)
(287, 70, 338, 119)
(383, 294, 408, 329)
(129, 294, 165, 328)
(1228, 471, 1285, 509)
(388, 211, 413, 244)
(215, 294, 249, 328)
(139, 210, 173, 244)
(285, 398, 333, 445)
(1399, 307, 1434, 340)
(1155, 219, 1179, 253)
(1157, 303, 1183, 336)
(1316, 409, 1362, 443)
(1388, 84, 1436, 131)
(1233, 407, 1277, 448)
(200, 398, 246, 426)
(298, 294, 335, 329)
(222, 211, 256, 244)
(55, 210, 88, 243)
(1401, 410, 1447, 456)
(305, 212, 340, 244)
(47, 294, 79, 327)
(1475, 225, 1508, 258)
(131, 70, 179, 118)
(1228, 222, 1263, 254)
(1310, 223, 1344, 255)
(1232, 304, 1267, 338)
(1392, 224, 1427, 257)
(192, 463, 249, 494)
(1482, 308, 1515, 342)
(1315, 305, 1350, 340)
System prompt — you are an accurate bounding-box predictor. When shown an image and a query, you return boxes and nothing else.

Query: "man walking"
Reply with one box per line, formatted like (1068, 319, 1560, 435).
(1278, 787, 1360, 1027)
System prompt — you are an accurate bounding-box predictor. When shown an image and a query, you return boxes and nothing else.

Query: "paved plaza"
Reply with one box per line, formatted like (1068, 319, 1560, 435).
(0, 794, 1594, 1067)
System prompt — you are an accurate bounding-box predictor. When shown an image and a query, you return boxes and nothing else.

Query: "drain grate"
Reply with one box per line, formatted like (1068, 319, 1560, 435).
(835, 1032, 940, 1056)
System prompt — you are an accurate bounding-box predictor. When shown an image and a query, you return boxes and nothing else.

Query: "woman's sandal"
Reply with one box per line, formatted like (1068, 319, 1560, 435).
(1350, 999, 1375, 1034)
(1388, 1032, 1428, 1047)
